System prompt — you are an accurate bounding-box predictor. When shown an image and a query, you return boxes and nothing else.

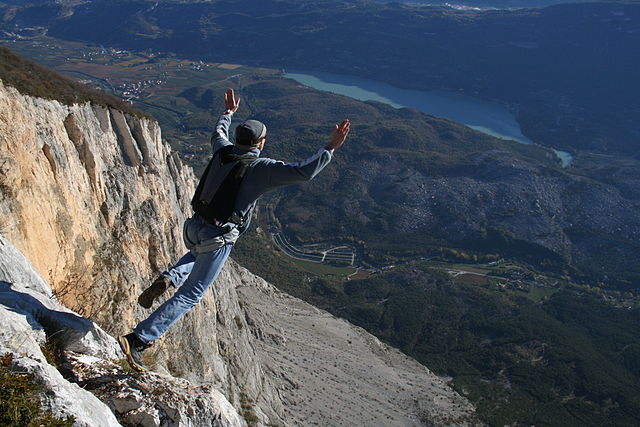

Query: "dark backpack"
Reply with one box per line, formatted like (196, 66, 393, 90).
(191, 145, 257, 224)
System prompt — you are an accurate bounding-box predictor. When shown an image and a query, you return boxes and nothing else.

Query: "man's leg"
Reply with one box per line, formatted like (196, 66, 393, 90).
(133, 243, 233, 343)
(163, 251, 197, 288)
(138, 251, 197, 308)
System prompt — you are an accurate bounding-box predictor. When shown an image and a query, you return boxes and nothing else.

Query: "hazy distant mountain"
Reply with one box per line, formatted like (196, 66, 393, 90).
(381, 0, 597, 9)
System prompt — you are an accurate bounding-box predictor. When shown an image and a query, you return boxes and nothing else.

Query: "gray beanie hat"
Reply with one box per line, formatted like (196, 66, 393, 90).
(235, 119, 267, 147)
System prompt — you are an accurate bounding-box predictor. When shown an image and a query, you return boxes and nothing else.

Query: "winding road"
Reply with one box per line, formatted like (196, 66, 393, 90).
(272, 233, 355, 265)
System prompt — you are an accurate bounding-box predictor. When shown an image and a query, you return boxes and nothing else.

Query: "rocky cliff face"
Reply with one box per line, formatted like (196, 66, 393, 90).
(0, 234, 244, 427)
(0, 77, 481, 425)
(0, 79, 194, 324)
(0, 79, 286, 424)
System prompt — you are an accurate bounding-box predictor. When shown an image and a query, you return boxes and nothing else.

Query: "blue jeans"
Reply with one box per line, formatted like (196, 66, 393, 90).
(134, 240, 233, 343)
(162, 252, 198, 288)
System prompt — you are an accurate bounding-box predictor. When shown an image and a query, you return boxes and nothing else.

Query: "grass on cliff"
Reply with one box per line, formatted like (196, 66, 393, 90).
(0, 46, 148, 118)
(0, 353, 75, 427)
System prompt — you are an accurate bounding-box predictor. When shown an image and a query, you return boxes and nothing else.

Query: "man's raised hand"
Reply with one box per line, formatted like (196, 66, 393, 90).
(327, 119, 351, 152)
(224, 88, 241, 113)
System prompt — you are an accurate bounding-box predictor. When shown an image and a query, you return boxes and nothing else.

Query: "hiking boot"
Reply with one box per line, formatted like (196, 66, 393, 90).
(118, 333, 150, 372)
(138, 276, 171, 309)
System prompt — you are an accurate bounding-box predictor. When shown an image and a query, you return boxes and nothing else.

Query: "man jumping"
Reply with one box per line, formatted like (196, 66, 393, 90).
(119, 88, 350, 372)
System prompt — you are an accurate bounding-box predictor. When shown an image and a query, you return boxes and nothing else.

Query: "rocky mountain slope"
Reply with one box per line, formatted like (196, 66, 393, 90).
(0, 50, 480, 425)
(238, 277, 476, 426)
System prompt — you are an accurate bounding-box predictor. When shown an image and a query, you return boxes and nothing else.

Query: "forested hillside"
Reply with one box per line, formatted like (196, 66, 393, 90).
(3, 0, 639, 154)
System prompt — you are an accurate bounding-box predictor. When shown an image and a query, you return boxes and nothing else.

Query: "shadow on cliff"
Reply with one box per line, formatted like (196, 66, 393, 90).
(1, 280, 91, 332)
(0, 280, 112, 354)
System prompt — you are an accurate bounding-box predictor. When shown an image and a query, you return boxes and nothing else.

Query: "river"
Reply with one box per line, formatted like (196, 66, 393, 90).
(284, 70, 572, 167)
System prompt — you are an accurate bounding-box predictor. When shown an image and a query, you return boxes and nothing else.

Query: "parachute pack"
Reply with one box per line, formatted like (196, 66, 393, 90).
(191, 145, 257, 225)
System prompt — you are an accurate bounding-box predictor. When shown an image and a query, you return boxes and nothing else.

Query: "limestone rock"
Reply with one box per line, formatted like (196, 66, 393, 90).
(0, 236, 122, 426)
(2, 349, 123, 427)
(0, 80, 195, 333)
(0, 234, 245, 427)
(0, 235, 119, 360)
(68, 354, 245, 427)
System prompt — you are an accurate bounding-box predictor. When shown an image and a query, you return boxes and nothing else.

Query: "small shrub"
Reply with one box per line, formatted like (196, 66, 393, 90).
(233, 315, 244, 329)
(0, 353, 75, 427)
(239, 392, 259, 426)
(40, 336, 65, 371)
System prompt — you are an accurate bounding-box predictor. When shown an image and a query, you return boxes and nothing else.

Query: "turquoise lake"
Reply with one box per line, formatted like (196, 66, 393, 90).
(284, 70, 573, 166)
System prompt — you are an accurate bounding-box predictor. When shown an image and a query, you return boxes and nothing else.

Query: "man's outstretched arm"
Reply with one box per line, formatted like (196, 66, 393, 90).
(211, 88, 241, 152)
(258, 119, 351, 188)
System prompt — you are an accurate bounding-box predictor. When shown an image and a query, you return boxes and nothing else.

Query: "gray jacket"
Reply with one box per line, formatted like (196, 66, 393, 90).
(184, 113, 333, 252)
